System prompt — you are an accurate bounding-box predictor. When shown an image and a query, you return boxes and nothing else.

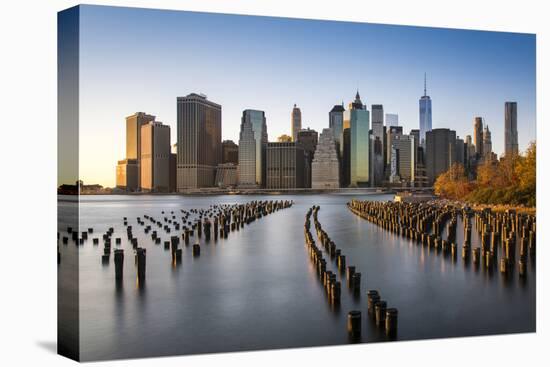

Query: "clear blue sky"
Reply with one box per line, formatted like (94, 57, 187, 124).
(75, 5, 536, 187)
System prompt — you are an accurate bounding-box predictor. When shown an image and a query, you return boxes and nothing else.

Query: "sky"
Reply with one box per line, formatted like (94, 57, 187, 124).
(73, 5, 536, 187)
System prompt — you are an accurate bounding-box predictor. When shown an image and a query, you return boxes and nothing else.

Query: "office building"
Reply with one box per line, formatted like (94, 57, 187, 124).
(125, 112, 156, 188)
(342, 128, 351, 187)
(483, 125, 493, 160)
(474, 117, 484, 158)
(238, 109, 268, 187)
(456, 136, 466, 166)
(169, 153, 176, 193)
(386, 126, 403, 166)
(386, 113, 399, 126)
(345, 91, 370, 187)
(329, 104, 345, 156)
(141, 121, 171, 192)
(505, 102, 519, 156)
(425, 128, 457, 184)
(312, 128, 340, 189)
(215, 163, 238, 188)
(297, 128, 318, 188)
(266, 142, 306, 189)
(176, 93, 222, 190)
(291, 104, 302, 142)
(222, 140, 239, 164)
(419, 74, 432, 146)
(389, 134, 416, 184)
(116, 159, 138, 191)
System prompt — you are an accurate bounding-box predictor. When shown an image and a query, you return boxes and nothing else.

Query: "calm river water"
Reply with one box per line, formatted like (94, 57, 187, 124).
(58, 194, 535, 361)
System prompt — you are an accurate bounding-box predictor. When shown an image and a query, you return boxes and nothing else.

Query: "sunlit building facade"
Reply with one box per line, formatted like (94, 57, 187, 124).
(141, 121, 171, 192)
(312, 128, 340, 189)
(345, 91, 370, 187)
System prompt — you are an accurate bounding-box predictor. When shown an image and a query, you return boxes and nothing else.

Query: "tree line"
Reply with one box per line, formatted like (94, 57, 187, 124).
(434, 141, 536, 207)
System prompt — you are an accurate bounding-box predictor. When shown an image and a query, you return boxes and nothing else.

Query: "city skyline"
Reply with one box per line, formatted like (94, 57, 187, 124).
(76, 5, 536, 187)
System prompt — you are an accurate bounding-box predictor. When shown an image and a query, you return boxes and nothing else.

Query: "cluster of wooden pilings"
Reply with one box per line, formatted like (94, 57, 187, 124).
(348, 199, 536, 279)
(304, 205, 398, 341)
(58, 200, 293, 287)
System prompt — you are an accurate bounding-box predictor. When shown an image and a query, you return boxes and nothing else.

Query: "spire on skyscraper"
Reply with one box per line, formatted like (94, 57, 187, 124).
(424, 72, 427, 97)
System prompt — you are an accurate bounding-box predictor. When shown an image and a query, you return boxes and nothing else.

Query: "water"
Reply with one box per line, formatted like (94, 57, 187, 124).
(57, 194, 535, 361)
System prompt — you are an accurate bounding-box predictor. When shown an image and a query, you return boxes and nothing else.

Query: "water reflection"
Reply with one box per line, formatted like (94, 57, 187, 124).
(57, 194, 536, 360)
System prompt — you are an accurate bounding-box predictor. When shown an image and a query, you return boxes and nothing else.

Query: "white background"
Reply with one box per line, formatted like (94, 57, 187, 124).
(0, 0, 548, 365)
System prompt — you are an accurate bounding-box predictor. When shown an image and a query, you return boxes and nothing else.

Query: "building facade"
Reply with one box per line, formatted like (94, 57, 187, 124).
(125, 112, 156, 189)
(176, 93, 222, 190)
(483, 125, 493, 160)
(238, 109, 268, 187)
(297, 128, 318, 188)
(345, 91, 370, 187)
(425, 128, 457, 184)
(222, 140, 239, 164)
(311, 128, 340, 189)
(266, 142, 305, 189)
(390, 134, 416, 184)
(505, 101, 519, 156)
(215, 163, 238, 188)
(474, 117, 484, 158)
(141, 121, 171, 192)
(291, 104, 302, 142)
(385, 113, 399, 126)
(116, 159, 138, 191)
(329, 104, 345, 157)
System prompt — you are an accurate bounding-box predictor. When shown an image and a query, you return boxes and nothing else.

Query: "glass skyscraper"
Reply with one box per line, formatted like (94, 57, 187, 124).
(238, 109, 268, 187)
(345, 91, 370, 187)
(419, 74, 432, 147)
(329, 104, 345, 157)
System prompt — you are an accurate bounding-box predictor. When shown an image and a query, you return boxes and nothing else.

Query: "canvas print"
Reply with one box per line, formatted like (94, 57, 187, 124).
(57, 5, 536, 361)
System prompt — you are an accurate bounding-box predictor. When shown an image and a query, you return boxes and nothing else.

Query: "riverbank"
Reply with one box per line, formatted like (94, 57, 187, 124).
(428, 197, 536, 216)
(73, 187, 417, 196)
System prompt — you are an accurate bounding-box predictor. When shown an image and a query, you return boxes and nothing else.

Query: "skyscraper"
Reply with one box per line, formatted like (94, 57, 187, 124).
(386, 125, 403, 166)
(425, 128, 457, 184)
(312, 128, 340, 189)
(291, 104, 302, 142)
(483, 125, 493, 160)
(126, 112, 156, 188)
(345, 91, 370, 187)
(342, 128, 351, 187)
(176, 93, 222, 190)
(238, 109, 268, 187)
(297, 128, 318, 188)
(505, 102, 519, 156)
(266, 142, 306, 189)
(389, 134, 416, 184)
(141, 121, 171, 192)
(329, 104, 345, 156)
(419, 74, 432, 147)
(371, 105, 384, 143)
(473, 117, 484, 158)
(385, 113, 399, 126)
(371, 104, 385, 187)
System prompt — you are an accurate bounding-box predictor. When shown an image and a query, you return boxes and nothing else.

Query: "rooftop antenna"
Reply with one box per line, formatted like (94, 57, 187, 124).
(424, 73, 427, 96)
